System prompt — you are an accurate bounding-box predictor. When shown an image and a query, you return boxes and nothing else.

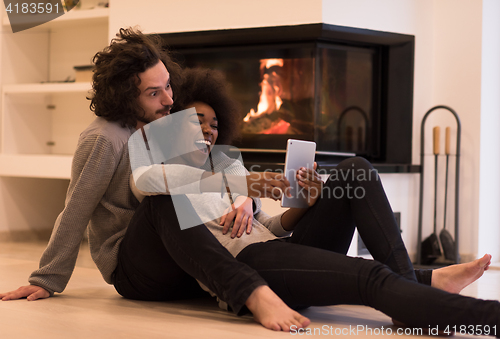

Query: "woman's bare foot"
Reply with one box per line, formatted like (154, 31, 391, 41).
(245, 285, 311, 331)
(431, 254, 492, 293)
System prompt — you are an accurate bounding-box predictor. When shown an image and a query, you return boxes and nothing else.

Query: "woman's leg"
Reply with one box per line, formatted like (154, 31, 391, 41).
(288, 157, 488, 292)
(236, 240, 500, 333)
(114, 195, 266, 314)
(290, 157, 417, 282)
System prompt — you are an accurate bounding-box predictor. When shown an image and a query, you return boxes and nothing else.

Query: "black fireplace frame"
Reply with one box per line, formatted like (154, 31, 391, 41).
(159, 23, 417, 172)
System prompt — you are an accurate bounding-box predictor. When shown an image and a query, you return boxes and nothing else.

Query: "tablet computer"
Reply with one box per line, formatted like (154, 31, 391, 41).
(281, 139, 316, 208)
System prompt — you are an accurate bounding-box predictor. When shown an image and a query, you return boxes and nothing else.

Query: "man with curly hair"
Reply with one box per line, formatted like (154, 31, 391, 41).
(0, 27, 181, 298)
(0, 27, 312, 331)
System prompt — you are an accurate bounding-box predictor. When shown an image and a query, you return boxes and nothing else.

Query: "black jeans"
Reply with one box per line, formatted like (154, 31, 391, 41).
(113, 194, 266, 314)
(235, 157, 500, 329)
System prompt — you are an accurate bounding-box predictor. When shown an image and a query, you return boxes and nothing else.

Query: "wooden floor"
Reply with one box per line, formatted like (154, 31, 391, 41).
(1, 241, 498, 338)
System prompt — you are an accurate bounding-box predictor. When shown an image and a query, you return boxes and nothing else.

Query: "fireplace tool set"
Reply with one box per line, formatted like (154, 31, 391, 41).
(417, 106, 461, 265)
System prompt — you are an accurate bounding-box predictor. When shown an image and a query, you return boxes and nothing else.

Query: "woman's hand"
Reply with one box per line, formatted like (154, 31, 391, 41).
(220, 196, 254, 238)
(279, 163, 323, 232)
(296, 163, 323, 207)
(0, 285, 50, 301)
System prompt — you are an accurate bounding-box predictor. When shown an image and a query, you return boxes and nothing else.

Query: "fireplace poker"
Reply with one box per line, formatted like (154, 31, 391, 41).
(432, 127, 442, 256)
(440, 127, 456, 261)
(421, 127, 442, 264)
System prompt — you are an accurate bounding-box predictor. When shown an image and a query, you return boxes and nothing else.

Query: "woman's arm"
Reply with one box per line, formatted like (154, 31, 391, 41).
(280, 163, 323, 232)
(280, 207, 310, 232)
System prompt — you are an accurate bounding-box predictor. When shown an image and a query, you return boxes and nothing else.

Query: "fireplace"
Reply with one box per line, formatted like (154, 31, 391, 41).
(160, 23, 416, 172)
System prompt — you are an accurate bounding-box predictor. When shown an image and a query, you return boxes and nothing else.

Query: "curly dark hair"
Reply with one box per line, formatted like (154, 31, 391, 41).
(172, 68, 241, 145)
(89, 27, 183, 128)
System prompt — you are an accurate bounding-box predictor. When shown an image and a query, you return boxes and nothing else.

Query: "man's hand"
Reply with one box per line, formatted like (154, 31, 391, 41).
(0, 285, 50, 301)
(296, 163, 323, 207)
(220, 196, 254, 238)
(247, 172, 291, 200)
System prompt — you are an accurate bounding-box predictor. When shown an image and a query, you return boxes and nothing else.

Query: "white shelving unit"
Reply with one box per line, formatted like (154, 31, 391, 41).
(0, 154, 73, 179)
(1, 82, 92, 179)
(3, 82, 91, 94)
(2, 7, 109, 31)
(1, 8, 109, 180)
(0, 6, 110, 232)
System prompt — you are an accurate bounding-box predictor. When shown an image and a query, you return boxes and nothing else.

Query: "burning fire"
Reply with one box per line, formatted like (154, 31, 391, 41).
(243, 59, 285, 123)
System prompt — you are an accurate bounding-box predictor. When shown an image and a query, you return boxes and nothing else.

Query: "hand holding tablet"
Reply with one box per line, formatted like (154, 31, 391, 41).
(281, 139, 317, 208)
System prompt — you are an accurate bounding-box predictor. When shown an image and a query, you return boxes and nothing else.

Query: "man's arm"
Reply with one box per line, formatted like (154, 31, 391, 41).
(1, 135, 120, 300)
(32, 135, 120, 293)
(0, 285, 49, 301)
(246, 171, 291, 200)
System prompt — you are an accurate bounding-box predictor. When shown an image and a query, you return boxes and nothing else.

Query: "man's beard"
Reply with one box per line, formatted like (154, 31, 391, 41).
(136, 106, 172, 124)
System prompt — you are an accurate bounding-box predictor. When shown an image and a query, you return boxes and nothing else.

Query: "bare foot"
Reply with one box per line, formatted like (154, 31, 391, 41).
(431, 254, 492, 293)
(245, 285, 311, 331)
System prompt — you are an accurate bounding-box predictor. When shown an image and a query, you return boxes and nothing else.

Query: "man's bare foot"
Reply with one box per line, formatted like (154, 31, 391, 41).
(431, 254, 492, 293)
(245, 285, 311, 331)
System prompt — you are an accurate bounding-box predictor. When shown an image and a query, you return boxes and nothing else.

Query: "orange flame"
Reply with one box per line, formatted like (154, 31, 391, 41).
(243, 59, 284, 123)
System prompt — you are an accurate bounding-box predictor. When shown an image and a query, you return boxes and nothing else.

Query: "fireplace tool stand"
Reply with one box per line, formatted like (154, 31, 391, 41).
(416, 105, 461, 265)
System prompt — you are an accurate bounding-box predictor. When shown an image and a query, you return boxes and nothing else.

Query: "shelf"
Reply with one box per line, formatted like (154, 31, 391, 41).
(0, 154, 72, 179)
(49, 7, 108, 23)
(2, 7, 109, 31)
(3, 82, 92, 94)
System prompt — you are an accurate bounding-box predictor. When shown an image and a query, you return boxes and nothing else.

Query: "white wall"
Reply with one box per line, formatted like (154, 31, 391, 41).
(108, 0, 322, 37)
(430, 0, 483, 260)
(478, 0, 500, 259)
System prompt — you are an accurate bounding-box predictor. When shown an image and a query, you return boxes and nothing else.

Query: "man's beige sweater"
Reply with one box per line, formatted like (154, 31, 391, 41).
(29, 117, 138, 295)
